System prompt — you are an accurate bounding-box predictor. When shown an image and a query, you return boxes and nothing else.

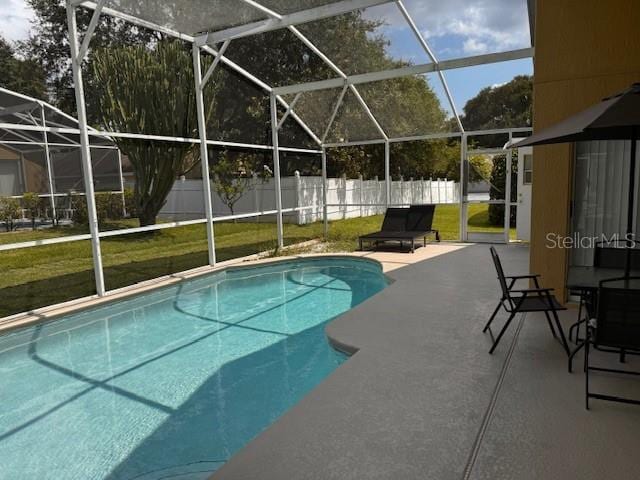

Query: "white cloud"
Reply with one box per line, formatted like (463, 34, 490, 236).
(426, 0, 530, 54)
(367, 0, 530, 57)
(463, 38, 488, 55)
(0, 0, 35, 42)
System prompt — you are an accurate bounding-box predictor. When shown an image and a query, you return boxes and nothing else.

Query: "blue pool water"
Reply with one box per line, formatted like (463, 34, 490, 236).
(0, 258, 387, 479)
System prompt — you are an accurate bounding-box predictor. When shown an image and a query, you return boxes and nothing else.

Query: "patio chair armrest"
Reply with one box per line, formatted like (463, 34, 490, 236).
(510, 288, 554, 294)
(505, 274, 540, 279)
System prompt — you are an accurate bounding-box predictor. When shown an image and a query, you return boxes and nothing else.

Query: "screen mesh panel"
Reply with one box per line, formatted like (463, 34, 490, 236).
(356, 74, 451, 138)
(103, 0, 349, 35)
(295, 4, 431, 76)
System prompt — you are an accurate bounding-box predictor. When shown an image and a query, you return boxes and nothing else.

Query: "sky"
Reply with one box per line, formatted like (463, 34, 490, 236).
(0, 0, 533, 114)
(364, 0, 533, 114)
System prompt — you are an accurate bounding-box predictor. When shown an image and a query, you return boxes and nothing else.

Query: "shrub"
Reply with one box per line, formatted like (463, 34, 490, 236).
(22, 192, 40, 230)
(70, 193, 87, 225)
(37, 196, 54, 221)
(0, 196, 21, 232)
(71, 192, 125, 226)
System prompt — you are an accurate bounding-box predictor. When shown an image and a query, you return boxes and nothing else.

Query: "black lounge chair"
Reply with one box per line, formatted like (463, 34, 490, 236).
(358, 205, 440, 253)
(484, 246, 570, 355)
(584, 277, 640, 409)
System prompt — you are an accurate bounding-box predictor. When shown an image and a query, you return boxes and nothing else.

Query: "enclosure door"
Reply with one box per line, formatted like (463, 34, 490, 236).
(463, 149, 510, 243)
(516, 148, 533, 241)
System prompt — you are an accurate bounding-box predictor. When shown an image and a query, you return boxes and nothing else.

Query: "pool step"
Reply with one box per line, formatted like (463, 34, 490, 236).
(131, 460, 225, 480)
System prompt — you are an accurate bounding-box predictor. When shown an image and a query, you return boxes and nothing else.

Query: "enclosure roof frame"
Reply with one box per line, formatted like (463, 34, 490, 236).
(73, 0, 535, 148)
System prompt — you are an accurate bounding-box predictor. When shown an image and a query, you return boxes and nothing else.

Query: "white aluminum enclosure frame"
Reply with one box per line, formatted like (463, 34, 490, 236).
(192, 44, 217, 265)
(66, 0, 105, 294)
(0, 87, 125, 228)
(457, 127, 534, 243)
(0, 0, 534, 303)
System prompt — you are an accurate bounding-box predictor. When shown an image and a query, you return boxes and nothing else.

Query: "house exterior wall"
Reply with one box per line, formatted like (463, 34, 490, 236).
(530, 0, 640, 300)
(22, 155, 48, 193)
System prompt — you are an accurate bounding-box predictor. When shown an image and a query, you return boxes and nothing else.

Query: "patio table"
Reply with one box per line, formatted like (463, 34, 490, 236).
(566, 266, 640, 371)
(567, 266, 640, 290)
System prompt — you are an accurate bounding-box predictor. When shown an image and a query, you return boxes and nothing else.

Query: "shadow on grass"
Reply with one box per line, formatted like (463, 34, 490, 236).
(467, 209, 491, 228)
(0, 237, 318, 318)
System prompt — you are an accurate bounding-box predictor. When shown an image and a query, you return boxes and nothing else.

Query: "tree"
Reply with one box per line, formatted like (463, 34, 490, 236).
(326, 138, 474, 183)
(21, 0, 160, 121)
(461, 75, 533, 131)
(468, 155, 493, 183)
(210, 152, 271, 216)
(92, 40, 219, 226)
(0, 36, 46, 99)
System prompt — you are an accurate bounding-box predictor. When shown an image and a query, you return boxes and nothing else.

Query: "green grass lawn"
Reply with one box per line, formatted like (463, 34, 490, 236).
(0, 204, 507, 317)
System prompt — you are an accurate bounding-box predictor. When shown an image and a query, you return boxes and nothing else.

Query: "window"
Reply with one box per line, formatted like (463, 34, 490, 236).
(523, 154, 533, 184)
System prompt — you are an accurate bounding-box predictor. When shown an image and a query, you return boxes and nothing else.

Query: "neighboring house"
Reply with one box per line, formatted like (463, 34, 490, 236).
(529, 0, 640, 300)
(0, 87, 125, 199)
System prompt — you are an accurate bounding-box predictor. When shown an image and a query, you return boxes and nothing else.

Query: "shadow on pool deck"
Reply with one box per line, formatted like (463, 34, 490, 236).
(210, 244, 640, 480)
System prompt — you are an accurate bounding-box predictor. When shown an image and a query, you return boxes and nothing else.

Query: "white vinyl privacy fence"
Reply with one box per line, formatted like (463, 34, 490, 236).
(159, 173, 459, 225)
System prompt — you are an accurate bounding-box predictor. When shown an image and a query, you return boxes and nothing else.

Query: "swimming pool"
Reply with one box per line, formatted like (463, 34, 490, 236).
(0, 257, 387, 479)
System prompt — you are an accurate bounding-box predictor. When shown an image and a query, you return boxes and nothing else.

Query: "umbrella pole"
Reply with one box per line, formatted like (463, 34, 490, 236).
(625, 126, 637, 278)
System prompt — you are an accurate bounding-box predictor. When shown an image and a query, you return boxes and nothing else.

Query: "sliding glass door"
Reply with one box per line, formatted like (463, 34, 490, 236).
(570, 140, 640, 266)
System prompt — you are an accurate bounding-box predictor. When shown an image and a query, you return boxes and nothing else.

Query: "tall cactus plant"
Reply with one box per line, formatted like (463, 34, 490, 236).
(93, 40, 219, 226)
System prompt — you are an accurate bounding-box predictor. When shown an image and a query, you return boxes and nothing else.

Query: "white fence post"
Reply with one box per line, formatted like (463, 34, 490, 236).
(359, 173, 364, 217)
(294, 170, 302, 224)
(409, 177, 414, 205)
(253, 172, 260, 222)
(321, 148, 328, 239)
(384, 140, 390, 208)
(374, 175, 380, 214)
(341, 173, 347, 219)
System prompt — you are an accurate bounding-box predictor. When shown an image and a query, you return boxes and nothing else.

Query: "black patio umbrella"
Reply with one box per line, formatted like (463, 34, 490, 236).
(514, 82, 640, 276)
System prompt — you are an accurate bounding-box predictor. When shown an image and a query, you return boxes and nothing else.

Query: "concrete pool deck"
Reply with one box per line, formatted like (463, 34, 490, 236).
(212, 244, 640, 480)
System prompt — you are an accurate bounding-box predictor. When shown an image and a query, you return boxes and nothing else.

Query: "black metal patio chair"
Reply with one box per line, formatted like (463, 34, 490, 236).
(569, 242, 640, 346)
(484, 246, 570, 355)
(585, 277, 640, 409)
